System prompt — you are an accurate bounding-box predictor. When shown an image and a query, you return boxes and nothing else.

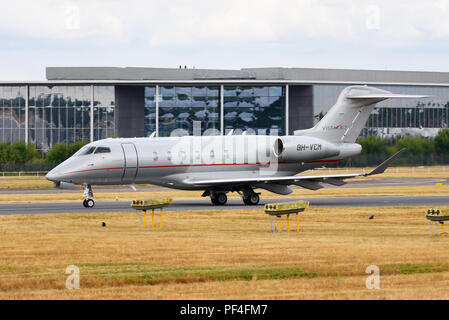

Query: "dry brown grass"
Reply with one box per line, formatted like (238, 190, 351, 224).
(1, 206, 449, 299)
(0, 176, 54, 189)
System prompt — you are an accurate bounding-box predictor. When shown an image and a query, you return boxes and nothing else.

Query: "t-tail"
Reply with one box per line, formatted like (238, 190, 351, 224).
(294, 85, 429, 143)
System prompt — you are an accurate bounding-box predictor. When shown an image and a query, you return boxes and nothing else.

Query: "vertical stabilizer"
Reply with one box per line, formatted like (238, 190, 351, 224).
(294, 86, 429, 143)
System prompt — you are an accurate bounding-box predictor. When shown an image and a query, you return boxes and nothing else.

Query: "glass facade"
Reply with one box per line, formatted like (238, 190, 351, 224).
(144, 85, 286, 137)
(0, 85, 115, 151)
(93, 86, 115, 141)
(29, 86, 92, 151)
(223, 86, 285, 135)
(145, 86, 220, 137)
(144, 86, 156, 135)
(0, 86, 26, 143)
(314, 84, 449, 136)
(1, 81, 449, 152)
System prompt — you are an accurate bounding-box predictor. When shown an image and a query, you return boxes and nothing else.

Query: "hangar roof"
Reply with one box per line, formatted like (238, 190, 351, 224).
(45, 66, 449, 86)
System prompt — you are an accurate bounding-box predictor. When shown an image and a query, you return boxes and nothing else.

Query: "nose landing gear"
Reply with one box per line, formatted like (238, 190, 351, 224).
(82, 184, 95, 208)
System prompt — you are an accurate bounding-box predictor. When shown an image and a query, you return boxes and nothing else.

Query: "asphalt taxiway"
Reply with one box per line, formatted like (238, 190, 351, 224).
(0, 176, 447, 215)
(0, 195, 448, 215)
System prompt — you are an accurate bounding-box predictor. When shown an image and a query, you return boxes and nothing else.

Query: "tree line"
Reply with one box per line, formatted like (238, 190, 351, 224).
(0, 129, 449, 171)
(353, 128, 449, 166)
(0, 141, 88, 171)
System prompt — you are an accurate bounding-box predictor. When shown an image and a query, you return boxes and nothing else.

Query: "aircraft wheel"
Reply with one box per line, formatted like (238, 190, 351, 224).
(211, 193, 227, 205)
(83, 199, 88, 207)
(244, 193, 260, 205)
(85, 199, 95, 208)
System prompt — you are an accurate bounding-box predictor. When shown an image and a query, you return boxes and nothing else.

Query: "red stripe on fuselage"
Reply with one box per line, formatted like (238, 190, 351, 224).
(63, 160, 342, 175)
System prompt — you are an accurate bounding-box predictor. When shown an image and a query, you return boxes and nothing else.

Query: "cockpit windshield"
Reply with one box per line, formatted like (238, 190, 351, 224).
(74, 145, 96, 156)
(74, 145, 111, 156)
(94, 147, 111, 154)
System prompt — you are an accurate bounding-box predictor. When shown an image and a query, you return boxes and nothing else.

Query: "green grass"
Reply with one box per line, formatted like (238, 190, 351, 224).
(76, 264, 317, 285)
(388, 264, 446, 275)
(0, 265, 16, 273)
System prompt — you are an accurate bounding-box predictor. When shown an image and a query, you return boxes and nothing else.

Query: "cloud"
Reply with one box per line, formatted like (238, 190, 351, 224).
(0, 0, 449, 80)
(0, 0, 448, 44)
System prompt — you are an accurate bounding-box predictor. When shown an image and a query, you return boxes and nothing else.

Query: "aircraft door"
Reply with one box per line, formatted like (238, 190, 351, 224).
(121, 143, 138, 184)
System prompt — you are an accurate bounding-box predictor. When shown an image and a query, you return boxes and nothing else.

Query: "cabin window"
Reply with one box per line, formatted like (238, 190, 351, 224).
(153, 152, 158, 161)
(167, 151, 172, 161)
(94, 147, 111, 154)
(195, 150, 200, 160)
(210, 150, 215, 158)
(179, 150, 186, 160)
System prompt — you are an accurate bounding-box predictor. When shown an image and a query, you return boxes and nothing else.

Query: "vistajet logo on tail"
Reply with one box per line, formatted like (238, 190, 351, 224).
(322, 124, 348, 131)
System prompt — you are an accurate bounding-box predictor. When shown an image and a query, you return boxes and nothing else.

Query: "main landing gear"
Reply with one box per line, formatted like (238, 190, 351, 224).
(243, 193, 260, 205)
(82, 184, 95, 208)
(210, 192, 228, 206)
(205, 188, 260, 206)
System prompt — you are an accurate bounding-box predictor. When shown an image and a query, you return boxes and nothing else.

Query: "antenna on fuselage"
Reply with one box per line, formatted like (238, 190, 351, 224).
(149, 132, 156, 138)
(226, 129, 234, 136)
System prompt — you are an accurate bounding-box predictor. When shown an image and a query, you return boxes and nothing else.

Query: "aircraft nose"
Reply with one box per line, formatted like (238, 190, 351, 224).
(45, 167, 62, 182)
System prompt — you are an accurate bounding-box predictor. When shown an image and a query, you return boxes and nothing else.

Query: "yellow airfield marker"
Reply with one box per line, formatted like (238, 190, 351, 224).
(131, 198, 172, 228)
(426, 208, 449, 237)
(152, 209, 155, 228)
(264, 201, 309, 233)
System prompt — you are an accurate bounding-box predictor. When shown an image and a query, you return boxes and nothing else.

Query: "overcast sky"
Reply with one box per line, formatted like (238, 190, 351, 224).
(0, 0, 448, 80)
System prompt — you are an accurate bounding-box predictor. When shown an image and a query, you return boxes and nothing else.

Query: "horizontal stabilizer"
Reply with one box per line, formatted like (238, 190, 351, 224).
(347, 94, 430, 99)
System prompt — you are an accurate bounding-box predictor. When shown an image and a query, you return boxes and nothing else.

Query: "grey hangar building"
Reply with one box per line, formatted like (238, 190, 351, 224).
(1, 66, 449, 152)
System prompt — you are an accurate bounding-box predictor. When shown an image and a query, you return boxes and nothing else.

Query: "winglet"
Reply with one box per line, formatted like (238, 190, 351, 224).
(365, 148, 406, 176)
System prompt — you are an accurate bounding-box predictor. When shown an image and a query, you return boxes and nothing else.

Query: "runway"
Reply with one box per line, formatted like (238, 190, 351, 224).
(0, 195, 448, 215)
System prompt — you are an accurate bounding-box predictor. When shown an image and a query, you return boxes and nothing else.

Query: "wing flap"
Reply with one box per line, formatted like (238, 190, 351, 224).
(292, 180, 324, 191)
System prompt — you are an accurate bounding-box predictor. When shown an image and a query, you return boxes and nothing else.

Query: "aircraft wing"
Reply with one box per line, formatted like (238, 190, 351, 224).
(186, 149, 405, 192)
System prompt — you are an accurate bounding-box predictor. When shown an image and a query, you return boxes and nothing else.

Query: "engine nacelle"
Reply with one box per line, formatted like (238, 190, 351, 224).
(272, 136, 341, 162)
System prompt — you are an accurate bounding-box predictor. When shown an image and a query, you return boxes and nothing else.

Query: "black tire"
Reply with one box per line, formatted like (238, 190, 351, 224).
(244, 193, 260, 205)
(211, 193, 227, 205)
(82, 199, 88, 207)
(210, 196, 219, 205)
(86, 199, 95, 208)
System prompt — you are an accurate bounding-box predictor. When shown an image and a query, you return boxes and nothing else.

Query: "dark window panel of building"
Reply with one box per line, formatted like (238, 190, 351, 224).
(223, 85, 285, 136)
(0, 86, 26, 143)
(147, 86, 221, 137)
(93, 86, 115, 141)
